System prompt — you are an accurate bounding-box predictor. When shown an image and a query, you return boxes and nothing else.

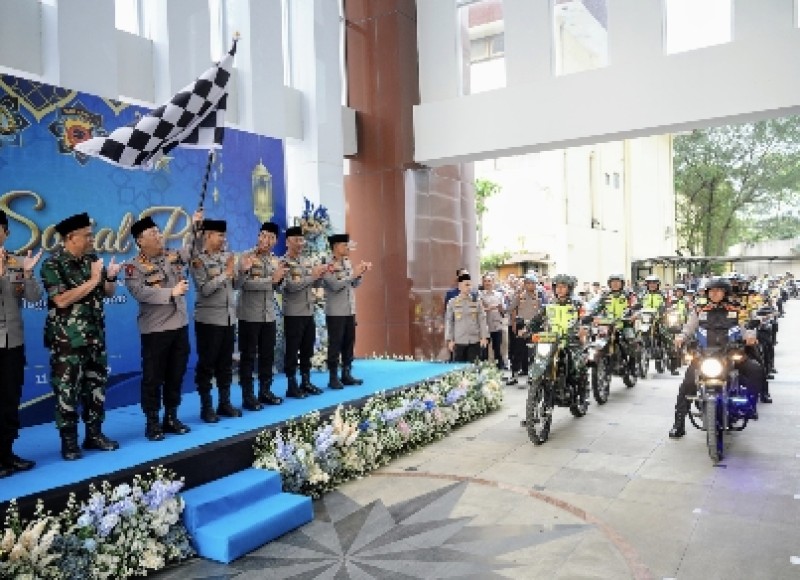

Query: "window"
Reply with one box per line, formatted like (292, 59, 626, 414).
(553, 0, 608, 76)
(115, 0, 141, 35)
(664, 0, 732, 54)
(209, 0, 229, 61)
(458, 0, 506, 95)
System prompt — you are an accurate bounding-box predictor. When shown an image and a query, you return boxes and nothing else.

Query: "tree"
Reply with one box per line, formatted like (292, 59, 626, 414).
(475, 178, 501, 249)
(674, 117, 800, 255)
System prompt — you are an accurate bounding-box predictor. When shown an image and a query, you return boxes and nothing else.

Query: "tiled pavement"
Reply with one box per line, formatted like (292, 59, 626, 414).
(154, 308, 800, 579)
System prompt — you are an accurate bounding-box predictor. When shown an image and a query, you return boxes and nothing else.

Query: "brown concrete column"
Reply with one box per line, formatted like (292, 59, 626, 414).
(344, 0, 477, 359)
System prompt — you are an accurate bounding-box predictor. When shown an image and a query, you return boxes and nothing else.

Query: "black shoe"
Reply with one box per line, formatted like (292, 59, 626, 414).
(0, 465, 11, 478)
(300, 374, 323, 396)
(145, 418, 165, 442)
(60, 429, 82, 461)
(341, 366, 363, 386)
(668, 411, 686, 438)
(670, 370, 680, 376)
(257, 387, 283, 405)
(760, 393, 773, 404)
(328, 368, 344, 390)
(200, 406, 219, 423)
(4, 454, 35, 472)
(286, 376, 307, 399)
(162, 409, 190, 435)
(767, 374, 775, 380)
(83, 429, 120, 451)
(242, 390, 264, 411)
(217, 401, 243, 418)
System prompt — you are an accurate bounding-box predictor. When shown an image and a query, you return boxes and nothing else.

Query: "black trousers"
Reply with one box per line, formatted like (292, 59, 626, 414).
(238, 320, 276, 386)
(509, 332, 529, 374)
(484, 330, 503, 369)
(454, 343, 481, 363)
(675, 357, 764, 414)
(194, 322, 235, 393)
(326, 315, 355, 368)
(0, 346, 24, 442)
(284, 316, 315, 376)
(141, 326, 190, 413)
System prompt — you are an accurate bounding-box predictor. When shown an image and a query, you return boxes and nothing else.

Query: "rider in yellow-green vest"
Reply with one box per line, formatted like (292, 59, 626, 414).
(543, 274, 586, 379)
(671, 283, 689, 322)
(640, 275, 666, 312)
(586, 273, 636, 364)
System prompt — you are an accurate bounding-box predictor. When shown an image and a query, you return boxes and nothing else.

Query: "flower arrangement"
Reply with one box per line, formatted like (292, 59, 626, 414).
(253, 363, 503, 497)
(0, 466, 195, 580)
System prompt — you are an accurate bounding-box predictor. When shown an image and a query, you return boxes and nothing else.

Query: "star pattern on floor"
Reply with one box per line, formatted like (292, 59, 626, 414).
(168, 481, 592, 579)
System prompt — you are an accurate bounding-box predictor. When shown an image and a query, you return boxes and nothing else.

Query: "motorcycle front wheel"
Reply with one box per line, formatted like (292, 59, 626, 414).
(526, 379, 553, 445)
(705, 396, 724, 463)
(591, 357, 611, 404)
(622, 352, 638, 388)
(639, 347, 650, 378)
(570, 374, 590, 417)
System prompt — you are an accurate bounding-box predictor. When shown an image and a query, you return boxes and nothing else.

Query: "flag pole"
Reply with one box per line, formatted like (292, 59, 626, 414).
(198, 150, 215, 211)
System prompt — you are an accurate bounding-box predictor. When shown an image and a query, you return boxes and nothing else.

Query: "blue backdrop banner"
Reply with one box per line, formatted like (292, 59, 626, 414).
(0, 74, 286, 427)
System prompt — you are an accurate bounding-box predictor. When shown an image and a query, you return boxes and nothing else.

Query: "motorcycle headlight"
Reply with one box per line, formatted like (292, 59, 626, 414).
(537, 343, 554, 356)
(641, 314, 652, 323)
(667, 314, 678, 326)
(699, 358, 724, 378)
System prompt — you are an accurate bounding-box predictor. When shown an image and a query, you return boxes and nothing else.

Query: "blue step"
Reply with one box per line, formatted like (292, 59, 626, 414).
(182, 468, 282, 530)
(191, 492, 313, 563)
(181, 468, 313, 563)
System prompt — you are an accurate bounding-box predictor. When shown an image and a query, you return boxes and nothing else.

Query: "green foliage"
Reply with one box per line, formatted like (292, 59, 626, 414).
(475, 178, 501, 217)
(480, 251, 511, 273)
(674, 117, 800, 255)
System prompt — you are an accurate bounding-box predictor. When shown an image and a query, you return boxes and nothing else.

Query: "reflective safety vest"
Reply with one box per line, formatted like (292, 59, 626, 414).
(601, 292, 629, 319)
(642, 292, 665, 311)
(545, 300, 580, 337)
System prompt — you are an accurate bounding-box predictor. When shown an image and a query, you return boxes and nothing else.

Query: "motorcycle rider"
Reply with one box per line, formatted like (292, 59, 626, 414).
(585, 273, 637, 374)
(543, 274, 587, 381)
(668, 276, 766, 438)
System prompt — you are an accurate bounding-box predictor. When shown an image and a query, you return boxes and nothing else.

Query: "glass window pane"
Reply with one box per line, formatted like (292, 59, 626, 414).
(664, 0, 732, 55)
(553, 0, 608, 76)
(115, 0, 140, 35)
(459, 0, 506, 95)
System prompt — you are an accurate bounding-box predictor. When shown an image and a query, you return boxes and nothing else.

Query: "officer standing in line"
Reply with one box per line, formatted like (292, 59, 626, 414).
(445, 273, 489, 362)
(479, 274, 506, 370)
(124, 213, 201, 441)
(282, 226, 328, 398)
(507, 273, 544, 385)
(190, 219, 240, 422)
(235, 221, 287, 407)
(0, 210, 42, 476)
(322, 233, 371, 389)
(41, 213, 121, 460)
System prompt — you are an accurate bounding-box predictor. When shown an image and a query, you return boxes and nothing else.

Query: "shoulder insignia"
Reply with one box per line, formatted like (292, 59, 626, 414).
(191, 258, 202, 268)
(124, 263, 136, 277)
(6, 257, 18, 267)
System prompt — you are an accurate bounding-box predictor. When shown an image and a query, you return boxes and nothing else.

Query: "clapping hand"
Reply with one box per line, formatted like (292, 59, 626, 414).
(23, 249, 43, 273)
(106, 256, 121, 279)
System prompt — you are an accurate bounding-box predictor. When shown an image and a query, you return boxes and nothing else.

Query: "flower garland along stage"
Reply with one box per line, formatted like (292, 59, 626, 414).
(253, 363, 504, 498)
(0, 466, 194, 580)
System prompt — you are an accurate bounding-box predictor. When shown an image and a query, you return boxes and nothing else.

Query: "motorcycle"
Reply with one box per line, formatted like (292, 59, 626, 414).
(638, 307, 670, 374)
(586, 316, 640, 403)
(685, 335, 755, 463)
(663, 308, 684, 374)
(524, 326, 590, 445)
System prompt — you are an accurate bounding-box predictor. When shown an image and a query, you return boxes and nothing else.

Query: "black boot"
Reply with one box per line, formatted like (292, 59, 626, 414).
(217, 387, 243, 417)
(60, 427, 82, 460)
(668, 410, 686, 438)
(83, 424, 120, 451)
(0, 438, 32, 474)
(300, 372, 323, 395)
(162, 408, 190, 435)
(257, 381, 283, 405)
(328, 365, 344, 390)
(286, 375, 307, 399)
(145, 411, 165, 441)
(341, 365, 363, 386)
(199, 391, 219, 423)
(760, 385, 773, 404)
(241, 385, 263, 411)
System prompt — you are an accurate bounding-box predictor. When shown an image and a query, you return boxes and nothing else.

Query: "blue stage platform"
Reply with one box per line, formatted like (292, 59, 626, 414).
(1, 360, 463, 506)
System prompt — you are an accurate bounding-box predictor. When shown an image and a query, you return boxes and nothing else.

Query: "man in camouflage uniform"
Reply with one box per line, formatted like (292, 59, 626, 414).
(41, 213, 121, 460)
(124, 213, 200, 441)
(235, 221, 287, 408)
(282, 226, 328, 398)
(445, 273, 489, 362)
(189, 219, 240, 422)
(0, 210, 42, 476)
(322, 233, 371, 389)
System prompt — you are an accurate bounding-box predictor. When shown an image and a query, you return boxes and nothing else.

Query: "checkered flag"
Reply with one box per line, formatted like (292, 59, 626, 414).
(76, 38, 237, 170)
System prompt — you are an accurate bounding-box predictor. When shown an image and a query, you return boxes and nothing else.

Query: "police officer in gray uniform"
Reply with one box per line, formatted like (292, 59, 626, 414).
(322, 233, 371, 389)
(445, 273, 489, 362)
(190, 219, 240, 422)
(0, 210, 42, 476)
(507, 274, 544, 385)
(235, 221, 287, 408)
(282, 226, 328, 398)
(125, 214, 198, 441)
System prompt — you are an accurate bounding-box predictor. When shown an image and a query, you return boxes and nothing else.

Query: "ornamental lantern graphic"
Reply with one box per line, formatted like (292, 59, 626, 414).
(252, 159, 273, 223)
